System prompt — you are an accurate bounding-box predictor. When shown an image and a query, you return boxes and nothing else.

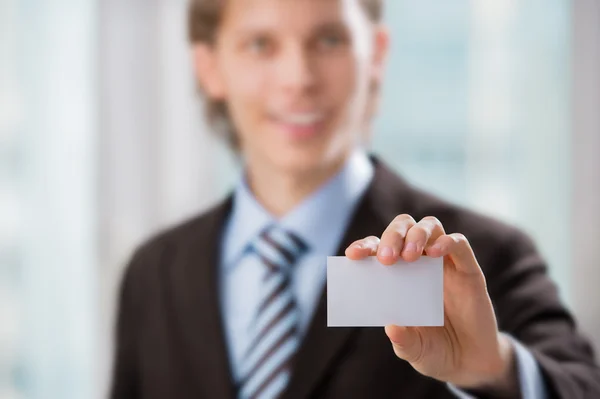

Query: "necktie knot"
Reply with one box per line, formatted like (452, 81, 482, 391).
(252, 225, 308, 275)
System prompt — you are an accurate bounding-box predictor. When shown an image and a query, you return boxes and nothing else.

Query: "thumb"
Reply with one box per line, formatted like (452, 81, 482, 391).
(384, 325, 424, 364)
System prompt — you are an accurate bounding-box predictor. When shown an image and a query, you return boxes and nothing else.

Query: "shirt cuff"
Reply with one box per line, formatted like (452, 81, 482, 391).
(447, 333, 548, 398)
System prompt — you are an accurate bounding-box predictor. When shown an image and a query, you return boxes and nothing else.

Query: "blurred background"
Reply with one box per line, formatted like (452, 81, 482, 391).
(1, 0, 599, 398)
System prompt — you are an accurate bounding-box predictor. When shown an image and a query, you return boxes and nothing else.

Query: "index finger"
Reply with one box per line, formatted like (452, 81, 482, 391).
(345, 236, 380, 260)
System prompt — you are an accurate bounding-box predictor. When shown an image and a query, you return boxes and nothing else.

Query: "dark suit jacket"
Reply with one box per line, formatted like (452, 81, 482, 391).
(110, 157, 600, 399)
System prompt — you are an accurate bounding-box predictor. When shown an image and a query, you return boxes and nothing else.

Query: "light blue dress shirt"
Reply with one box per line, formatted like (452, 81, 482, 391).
(219, 150, 548, 398)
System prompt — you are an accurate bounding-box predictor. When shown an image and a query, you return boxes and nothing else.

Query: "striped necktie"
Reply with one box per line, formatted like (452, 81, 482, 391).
(237, 225, 308, 399)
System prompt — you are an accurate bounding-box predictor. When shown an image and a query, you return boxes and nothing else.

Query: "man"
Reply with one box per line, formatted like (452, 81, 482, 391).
(110, 0, 600, 397)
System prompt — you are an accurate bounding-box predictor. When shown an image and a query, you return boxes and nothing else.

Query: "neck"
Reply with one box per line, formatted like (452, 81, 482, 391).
(246, 154, 350, 218)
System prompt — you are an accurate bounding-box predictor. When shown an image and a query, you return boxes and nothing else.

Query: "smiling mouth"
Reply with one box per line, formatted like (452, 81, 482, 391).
(268, 111, 327, 139)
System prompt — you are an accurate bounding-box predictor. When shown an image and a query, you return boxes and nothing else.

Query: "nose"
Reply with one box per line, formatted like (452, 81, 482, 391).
(276, 44, 317, 94)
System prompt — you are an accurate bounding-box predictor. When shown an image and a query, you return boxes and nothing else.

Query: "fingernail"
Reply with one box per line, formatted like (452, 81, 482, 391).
(354, 243, 364, 250)
(379, 246, 393, 257)
(404, 242, 417, 253)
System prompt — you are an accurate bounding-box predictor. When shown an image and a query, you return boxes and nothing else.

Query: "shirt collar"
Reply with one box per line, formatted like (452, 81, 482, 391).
(222, 177, 275, 267)
(279, 150, 373, 255)
(222, 149, 374, 268)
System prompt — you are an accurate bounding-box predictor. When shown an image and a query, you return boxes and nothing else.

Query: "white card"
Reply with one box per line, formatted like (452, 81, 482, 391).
(327, 256, 444, 327)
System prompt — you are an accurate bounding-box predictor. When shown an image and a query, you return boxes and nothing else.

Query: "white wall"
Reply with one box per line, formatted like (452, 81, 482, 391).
(571, 0, 600, 353)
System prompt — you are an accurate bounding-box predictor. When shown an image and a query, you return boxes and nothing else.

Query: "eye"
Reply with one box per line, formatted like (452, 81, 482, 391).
(315, 33, 347, 51)
(246, 36, 274, 55)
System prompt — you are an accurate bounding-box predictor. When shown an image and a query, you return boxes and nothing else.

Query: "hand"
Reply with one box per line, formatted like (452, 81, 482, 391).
(345, 215, 518, 396)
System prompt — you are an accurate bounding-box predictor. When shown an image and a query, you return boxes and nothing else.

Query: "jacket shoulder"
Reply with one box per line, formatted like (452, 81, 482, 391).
(123, 195, 232, 280)
(371, 157, 525, 248)
(372, 165, 538, 266)
(409, 186, 523, 243)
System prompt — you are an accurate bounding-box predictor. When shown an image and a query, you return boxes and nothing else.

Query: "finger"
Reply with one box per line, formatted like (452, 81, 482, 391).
(345, 236, 380, 260)
(378, 214, 417, 265)
(402, 216, 446, 262)
(425, 233, 480, 274)
(384, 325, 424, 365)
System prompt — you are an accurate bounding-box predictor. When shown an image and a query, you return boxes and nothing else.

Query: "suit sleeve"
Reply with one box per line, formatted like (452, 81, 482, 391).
(447, 334, 549, 399)
(109, 249, 144, 399)
(486, 228, 600, 399)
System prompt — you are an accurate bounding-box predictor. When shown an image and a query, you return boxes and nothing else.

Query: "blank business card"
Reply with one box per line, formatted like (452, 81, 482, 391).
(327, 256, 444, 327)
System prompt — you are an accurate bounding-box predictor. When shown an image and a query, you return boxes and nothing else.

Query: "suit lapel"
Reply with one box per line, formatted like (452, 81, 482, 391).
(284, 156, 413, 399)
(168, 196, 237, 399)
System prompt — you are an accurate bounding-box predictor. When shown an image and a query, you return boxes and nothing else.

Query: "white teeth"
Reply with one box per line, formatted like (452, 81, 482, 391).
(277, 112, 324, 125)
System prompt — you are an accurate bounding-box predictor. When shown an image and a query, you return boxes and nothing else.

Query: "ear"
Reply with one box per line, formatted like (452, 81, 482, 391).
(192, 43, 226, 99)
(370, 25, 390, 85)
(362, 26, 389, 125)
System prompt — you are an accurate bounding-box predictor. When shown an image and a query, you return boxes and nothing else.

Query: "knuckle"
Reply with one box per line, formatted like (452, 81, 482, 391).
(450, 233, 468, 245)
(393, 213, 412, 221)
(392, 214, 416, 225)
(363, 235, 381, 245)
(390, 215, 416, 235)
(421, 216, 442, 228)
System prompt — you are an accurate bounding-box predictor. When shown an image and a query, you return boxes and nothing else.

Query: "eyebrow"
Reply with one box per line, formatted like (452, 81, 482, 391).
(312, 21, 349, 33)
(232, 19, 349, 39)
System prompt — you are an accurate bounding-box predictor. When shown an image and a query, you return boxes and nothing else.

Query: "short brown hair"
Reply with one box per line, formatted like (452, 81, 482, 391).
(188, 0, 384, 148)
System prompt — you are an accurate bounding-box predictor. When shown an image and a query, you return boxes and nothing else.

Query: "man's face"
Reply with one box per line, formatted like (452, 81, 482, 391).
(195, 0, 387, 175)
